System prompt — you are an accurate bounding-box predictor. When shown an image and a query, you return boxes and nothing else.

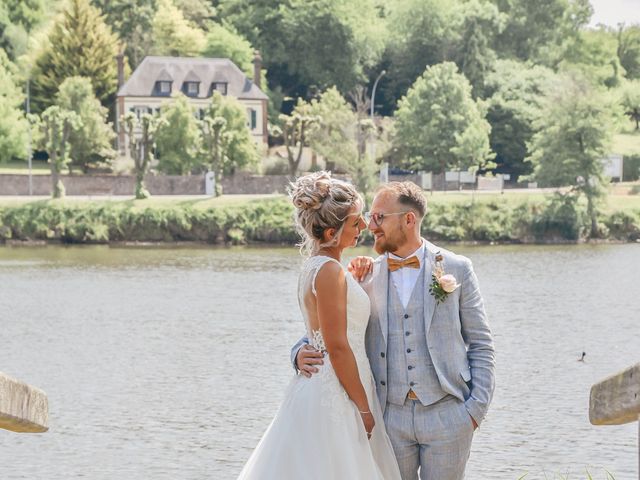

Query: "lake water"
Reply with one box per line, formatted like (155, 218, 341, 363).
(0, 243, 638, 479)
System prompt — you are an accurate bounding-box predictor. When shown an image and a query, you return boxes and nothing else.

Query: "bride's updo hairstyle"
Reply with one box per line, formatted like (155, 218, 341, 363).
(289, 171, 362, 255)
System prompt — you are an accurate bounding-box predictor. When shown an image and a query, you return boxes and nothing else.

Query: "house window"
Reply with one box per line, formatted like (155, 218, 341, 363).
(247, 108, 257, 130)
(210, 82, 228, 96)
(155, 81, 172, 96)
(131, 106, 152, 119)
(183, 81, 200, 97)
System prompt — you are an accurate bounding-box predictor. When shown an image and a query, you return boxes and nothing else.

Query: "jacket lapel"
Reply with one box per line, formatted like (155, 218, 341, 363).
(423, 239, 439, 334)
(374, 254, 390, 345)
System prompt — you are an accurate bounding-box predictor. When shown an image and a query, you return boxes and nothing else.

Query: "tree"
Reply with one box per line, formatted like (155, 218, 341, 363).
(307, 87, 355, 170)
(92, 0, 157, 69)
(202, 22, 255, 76)
(492, 0, 592, 65)
(56, 76, 115, 173)
(620, 79, 640, 130)
(0, 50, 28, 163)
(394, 62, 494, 174)
(379, 0, 458, 113)
(559, 27, 625, 88)
(173, 0, 216, 30)
(0, 0, 46, 60)
(30, 0, 119, 113)
(276, 99, 320, 176)
(453, 0, 505, 96)
(121, 112, 163, 199)
(222, 0, 385, 99)
(526, 76, 622, 237)
(151, 0, 206, 57)
(32, 106, 81, 198)
(617, 23, 640, 80)
(200, 91, 260, 196)
(307, 86, 379, 194)
(154, 94, 202, 175)
(484, 60, 557, 180)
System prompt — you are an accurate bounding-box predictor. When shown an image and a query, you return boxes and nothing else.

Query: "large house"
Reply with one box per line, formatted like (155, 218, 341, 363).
(116, 54, 268, 154)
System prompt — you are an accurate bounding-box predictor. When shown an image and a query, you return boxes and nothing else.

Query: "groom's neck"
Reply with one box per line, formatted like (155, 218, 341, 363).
(391, 237, 423, 258)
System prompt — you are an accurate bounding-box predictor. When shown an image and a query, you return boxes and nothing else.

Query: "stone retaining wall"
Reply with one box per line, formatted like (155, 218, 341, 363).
(0, 172, 455, 196)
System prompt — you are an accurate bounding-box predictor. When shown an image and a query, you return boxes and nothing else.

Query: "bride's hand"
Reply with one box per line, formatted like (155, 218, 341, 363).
(347, 256, 374, 282)
(359, 410, 375, 440)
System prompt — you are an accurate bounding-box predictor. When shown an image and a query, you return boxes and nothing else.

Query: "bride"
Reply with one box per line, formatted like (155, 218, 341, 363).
(238, 171, 401, 479)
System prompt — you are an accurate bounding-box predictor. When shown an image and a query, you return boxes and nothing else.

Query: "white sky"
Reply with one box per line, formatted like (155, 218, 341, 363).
(589, 0, 640, 27)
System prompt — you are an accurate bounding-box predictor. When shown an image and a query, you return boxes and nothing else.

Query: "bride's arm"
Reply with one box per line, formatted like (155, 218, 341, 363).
(315, 261, 374, 436)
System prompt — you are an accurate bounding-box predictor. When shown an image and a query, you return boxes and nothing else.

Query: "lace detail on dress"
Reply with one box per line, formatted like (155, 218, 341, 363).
(311, 329, 327, 353)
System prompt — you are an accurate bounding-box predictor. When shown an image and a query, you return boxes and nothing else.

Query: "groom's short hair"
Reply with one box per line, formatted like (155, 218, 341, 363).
(376, 181, 426, 218)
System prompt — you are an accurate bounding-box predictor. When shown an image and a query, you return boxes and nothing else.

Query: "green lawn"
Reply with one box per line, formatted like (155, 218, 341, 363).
(1, 189, 638, 214)
(0, 160, 50, 175)
(0, 194, 282, 210)
(612, 131, 640, 156)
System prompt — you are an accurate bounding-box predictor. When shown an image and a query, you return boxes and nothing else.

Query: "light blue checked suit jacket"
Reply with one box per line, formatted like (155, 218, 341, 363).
(291, 240, 495, 426)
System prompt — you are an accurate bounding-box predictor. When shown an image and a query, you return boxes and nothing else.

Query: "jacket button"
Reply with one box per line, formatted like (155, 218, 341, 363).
(380, 352, 385, 358)
(405, 331, 411, 336)
(404, 314, 409, 319)
(406, 348, 412, 353)
(408, 366, 413, 370)
(381, 380, 386, 386)
(409, 381, 415, 387)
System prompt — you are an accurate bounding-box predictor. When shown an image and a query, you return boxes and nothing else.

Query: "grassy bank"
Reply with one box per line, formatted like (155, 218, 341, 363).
(1, 192, 639, 245)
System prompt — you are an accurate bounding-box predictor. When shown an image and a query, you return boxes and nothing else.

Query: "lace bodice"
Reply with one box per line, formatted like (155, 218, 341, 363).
(297, 255, 372, 373)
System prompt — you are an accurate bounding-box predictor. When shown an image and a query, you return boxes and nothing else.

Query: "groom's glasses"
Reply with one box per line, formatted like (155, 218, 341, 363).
(364, 211, 410, 227)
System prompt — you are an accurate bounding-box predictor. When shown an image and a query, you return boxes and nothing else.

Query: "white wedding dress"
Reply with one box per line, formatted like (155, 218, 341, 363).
(237, 256, 402, 479)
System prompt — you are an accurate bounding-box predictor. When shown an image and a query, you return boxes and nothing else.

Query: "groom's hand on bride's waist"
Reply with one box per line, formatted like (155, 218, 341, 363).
(296, 344, 324, 378)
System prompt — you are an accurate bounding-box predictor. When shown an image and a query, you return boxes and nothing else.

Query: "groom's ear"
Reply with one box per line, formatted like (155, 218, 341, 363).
(406, 211, 417, 226)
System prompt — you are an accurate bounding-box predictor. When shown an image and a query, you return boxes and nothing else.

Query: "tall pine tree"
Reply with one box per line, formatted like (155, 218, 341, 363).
(30, 0, 119, 113)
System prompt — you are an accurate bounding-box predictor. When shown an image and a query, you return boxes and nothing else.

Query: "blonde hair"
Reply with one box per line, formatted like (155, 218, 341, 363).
(289, 171, 362, 256)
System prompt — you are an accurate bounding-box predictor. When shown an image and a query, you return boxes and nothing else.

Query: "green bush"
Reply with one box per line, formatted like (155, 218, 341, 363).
(529, 194, 588, 241)
(0, 196, 636, 245)
(604, 210, 640, 241)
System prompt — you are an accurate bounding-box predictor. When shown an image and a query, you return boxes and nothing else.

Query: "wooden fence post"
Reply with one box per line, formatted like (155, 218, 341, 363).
(0, 371, 49, 433)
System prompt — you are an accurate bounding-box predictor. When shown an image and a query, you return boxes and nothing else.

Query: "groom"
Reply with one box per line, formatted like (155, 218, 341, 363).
(292, 181, 495, 480)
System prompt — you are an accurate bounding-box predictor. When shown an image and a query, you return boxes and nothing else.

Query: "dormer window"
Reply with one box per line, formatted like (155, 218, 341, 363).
(182, 81, 200, 97)
(209, 82, 228, 96)
(155, 81, 172, 96)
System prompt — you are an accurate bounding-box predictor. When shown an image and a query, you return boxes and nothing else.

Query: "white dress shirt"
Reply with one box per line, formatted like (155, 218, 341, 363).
(388, 241, 426, 309)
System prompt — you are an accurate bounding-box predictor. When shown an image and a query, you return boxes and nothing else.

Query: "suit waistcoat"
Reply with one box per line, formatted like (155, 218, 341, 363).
(386, 265, 447, 406)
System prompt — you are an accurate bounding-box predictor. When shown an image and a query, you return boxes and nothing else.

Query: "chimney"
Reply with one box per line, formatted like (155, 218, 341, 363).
(115, 46, 126, 89)
(252, 50, 262, 90)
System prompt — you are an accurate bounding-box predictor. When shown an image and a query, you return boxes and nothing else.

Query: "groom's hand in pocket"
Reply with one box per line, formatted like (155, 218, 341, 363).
(296, 344, 324, 378)
(470, 415, 478, 431)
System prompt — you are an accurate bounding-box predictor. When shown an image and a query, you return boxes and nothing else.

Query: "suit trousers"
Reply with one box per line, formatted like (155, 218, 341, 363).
(383, 395, 474, 480)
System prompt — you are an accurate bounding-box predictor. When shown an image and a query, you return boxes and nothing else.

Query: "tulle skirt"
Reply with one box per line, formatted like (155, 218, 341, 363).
(237, 358, 402, 480)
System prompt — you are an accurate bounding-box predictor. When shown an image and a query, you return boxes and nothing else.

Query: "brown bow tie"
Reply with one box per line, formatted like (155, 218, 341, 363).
(387, 256, 420, 272)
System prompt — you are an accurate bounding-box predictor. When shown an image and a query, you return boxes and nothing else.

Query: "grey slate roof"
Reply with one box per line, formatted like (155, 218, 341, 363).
(117, 56, 268, 100)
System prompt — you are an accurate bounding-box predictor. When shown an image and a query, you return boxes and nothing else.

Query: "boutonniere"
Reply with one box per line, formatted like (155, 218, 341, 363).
(429, 252, 460, 304)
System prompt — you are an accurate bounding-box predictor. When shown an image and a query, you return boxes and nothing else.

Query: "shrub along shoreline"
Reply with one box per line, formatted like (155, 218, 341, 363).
(0, 196, 639, 246)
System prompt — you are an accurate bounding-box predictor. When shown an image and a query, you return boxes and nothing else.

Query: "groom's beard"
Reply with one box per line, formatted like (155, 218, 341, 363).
(373, 229, 407, 255)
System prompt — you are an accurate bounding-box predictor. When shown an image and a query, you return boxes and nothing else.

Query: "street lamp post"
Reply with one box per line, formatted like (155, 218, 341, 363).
(26, 73, 32, 196)
(370, 70, 386, 120)
(370, 70, 386, 178)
